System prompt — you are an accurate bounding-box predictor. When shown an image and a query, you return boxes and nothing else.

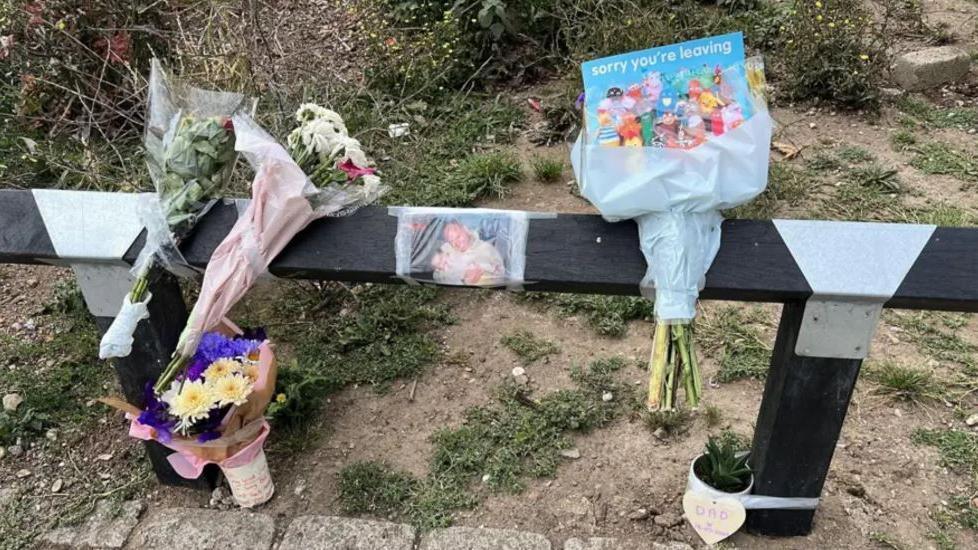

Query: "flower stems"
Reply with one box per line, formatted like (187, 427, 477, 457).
(154, 353, 190, 394)
(646, 321, 701, 411)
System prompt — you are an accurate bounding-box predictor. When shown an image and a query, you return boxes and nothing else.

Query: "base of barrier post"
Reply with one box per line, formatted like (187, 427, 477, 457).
(92, 271, 219, 490)
(745, 301, 863, 536)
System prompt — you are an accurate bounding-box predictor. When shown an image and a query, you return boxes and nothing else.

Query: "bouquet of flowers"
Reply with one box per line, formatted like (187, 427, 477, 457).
(99, 59, 245, 359)
(572, 33, 772, 411)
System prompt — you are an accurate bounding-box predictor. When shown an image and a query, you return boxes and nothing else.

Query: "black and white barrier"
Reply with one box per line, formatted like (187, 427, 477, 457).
(2, 188, 978, 535)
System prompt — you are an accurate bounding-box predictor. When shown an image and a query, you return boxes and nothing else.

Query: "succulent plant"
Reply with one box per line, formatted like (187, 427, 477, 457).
(695, 434, 751, 493)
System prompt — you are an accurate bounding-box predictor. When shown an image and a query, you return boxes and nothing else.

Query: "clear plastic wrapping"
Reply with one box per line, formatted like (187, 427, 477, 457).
(390, 207, 554, 290)
(572, 57, 772, 321)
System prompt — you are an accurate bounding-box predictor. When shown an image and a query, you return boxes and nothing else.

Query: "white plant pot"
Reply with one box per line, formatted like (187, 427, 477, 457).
(686, 452, 754, 499)
(223, 447, 275, 508)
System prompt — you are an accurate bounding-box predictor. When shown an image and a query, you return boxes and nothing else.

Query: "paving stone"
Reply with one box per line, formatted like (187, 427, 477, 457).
(124, 507, 274, 550)
(40, 500, 144, 549)
(278, 515, 415, 550)
(892, 46, 972, 91)
(564, 538, 693, 550)
(419, 526, 552, 550)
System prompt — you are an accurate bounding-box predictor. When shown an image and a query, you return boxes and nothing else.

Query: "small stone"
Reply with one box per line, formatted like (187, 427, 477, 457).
(511, 366, 526, 377)
(51, 479, 63, 493)
(653, 512, 682, 528)
(627, 508, 650, 520)
(965, 413, 978, 427)
(45, 429, 58, 441)
(16, 469, 31, 478)
(26, 278, 38, 287)
(97, 453, 113, 461)
(808, 122, 817, 129)
(652, 427, 667, 439)
(0, 447, 6, 460)
(23, 319, 36, 331)
(481, 474, 491, 483)
(892, 46, 972, 91)
(8, 445, 23, 457)
(559, 448, 581, 459)
(514, 374, 529, 385)
(894, 408, 903, 418)
(601, 391, 613, 402)
(209, 486, 230, 507)
(3, 393, 23, 412)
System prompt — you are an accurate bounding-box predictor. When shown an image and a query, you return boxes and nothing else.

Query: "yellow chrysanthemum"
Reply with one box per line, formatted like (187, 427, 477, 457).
(167, 380, 217, 423)
(241, 361, 260, 383)
(209, 374, 253, 407)
(275, 393, 287, 404)
(203, 358, 241, 380)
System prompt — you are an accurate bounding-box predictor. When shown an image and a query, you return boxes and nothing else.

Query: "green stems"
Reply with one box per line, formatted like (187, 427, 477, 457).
(153, 353, 190, 394)
(646, 321, 702, 411)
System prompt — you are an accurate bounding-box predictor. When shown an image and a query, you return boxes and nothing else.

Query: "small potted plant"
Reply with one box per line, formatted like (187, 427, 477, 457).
(689, 432, 753, 497)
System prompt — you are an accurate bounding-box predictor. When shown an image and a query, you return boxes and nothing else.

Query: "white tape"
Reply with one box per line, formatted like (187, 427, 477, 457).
(686, 456, 819, 510)
(98, 291, 151, 359)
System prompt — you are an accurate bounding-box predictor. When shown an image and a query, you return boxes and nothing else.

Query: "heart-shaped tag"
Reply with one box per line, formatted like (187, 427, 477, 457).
(682, 491, 746, 545)
(662, 97, 673, 107)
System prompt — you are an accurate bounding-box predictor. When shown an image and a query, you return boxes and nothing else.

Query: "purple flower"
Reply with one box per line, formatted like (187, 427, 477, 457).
(138, 382, 175, 443)
(196, 431, 221, 443)
(575, 92, 585, 110)
(186, 357, 209, 381)
(193, 331, 263, 364)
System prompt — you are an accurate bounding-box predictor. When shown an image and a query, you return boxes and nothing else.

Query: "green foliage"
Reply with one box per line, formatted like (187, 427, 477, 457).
(643, 409, 693, 437)
(890, 130, 918, 152)
(531, 157, 564, 183)
(500, 330, 559, 364)
(867, 361, 941, 403)
(516, 292, 653, 337)
(777, 1, 885, 109)
(901, 203, 976, 227)
(703, 403, 724, 428)
(887, 311, 976, 368)
(728, 162, 814, 219)
(339, 461, 418, 515)
(912, 429, 978, 476)
(262, 284, 453, 443)
(695, 431, 751, 493)
(846, 164, 901, 193)
(909, 143, 978, 185)
(336, 357, 628, 529)
(897, 97, 978, 131)
(0, 283, 101, 445)
(837, 146, 875, 164)
(444, 151, 522, 204)
(698, 306, 771, 382)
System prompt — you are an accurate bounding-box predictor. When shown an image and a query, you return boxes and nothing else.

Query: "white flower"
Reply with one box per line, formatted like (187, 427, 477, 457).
(167, 380, 218, 424)
(208, 374, 253, 407)
(203, 358, 241, 380)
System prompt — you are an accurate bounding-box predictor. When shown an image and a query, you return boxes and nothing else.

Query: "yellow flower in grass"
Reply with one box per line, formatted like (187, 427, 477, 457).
(209, 374, 253, 407)
(203, 358, 241, 380)
(167, 380, 217, 423)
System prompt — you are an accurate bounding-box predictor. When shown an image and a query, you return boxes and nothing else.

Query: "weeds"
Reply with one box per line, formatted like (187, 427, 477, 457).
(867, 361, 941, 403)
(515, 292, 654, 337)
(890, 130, 918, 152)
(703, 403, 724, 428)
(838, 146, 876, 163)
(909, 143, 978, 186)
(728, 162, 814, 219)
(896, 97, 978, 131)
(259, 284, 454, 448)
(531, 157, 564, 183)
(500, 330, 559, 364)
(901, 203, 975, 227)
(887, 311, 976, 369)
(913, 428, 978, 475)
(846, 164, 901, 193)
(337, 357, 630, 529)
(643, 409, 693, 437)
(697, 306, 772, 382)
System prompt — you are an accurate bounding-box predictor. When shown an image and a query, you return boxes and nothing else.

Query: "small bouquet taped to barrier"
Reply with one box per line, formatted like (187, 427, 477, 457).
(571, 32, 772, 411)
(391, 207, 552, 289)
(103, 105, 386, 507)
(99, 59, 246, 360)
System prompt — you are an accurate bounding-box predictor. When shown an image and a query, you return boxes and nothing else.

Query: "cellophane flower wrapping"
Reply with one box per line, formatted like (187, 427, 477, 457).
(571, 58, 772, 322)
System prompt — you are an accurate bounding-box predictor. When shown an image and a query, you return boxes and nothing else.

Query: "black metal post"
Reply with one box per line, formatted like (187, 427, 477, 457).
(746, 301, 863, 536)
(94, 272, 219, 489)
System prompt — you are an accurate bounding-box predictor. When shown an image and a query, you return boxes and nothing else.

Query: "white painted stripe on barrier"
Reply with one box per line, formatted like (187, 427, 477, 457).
(31, 190, 146, 263)
(774, 219, 936, 359)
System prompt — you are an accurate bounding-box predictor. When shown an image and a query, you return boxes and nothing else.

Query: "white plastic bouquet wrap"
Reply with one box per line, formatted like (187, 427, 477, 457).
(572, 52, 772, 410)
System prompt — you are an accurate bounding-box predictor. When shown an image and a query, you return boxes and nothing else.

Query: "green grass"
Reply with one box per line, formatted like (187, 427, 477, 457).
(500, 330, 559, 364)
(837, 146, 876, 164)
(901, 203, 976, 227)
(913, 428, 978, 538)
(728, 161, 815, 219)
(868, 531, 908, 550)
(909, 143, 978, 186)
(886, 311, 976, 369)
(531, 157, 564, 183)
(515, 292, 654, 337)
(896, 97, 978, 131)
(890, 130, 918, 152)
(0, 282, 102, 445)
(255, 284, 454, 449)
(703, 403, 724, 428)
(866, 361, 941, 403)
(337, 357, 632, 530)
(697, 306, 772, 382)
(643, 409, 693, 437)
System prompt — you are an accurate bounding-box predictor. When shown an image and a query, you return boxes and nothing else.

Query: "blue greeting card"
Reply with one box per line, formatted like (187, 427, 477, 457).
(581, 32, 751, 149)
